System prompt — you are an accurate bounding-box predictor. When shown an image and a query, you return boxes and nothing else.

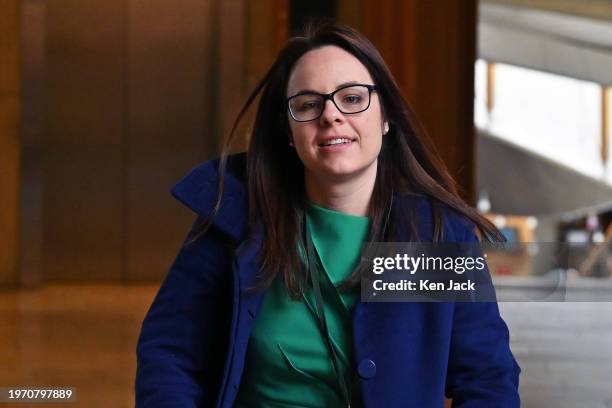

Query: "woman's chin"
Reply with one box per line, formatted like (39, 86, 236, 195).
(319, 165, 369, 181)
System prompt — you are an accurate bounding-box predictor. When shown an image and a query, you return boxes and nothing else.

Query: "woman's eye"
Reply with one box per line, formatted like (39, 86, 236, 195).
(344, 95, 362, 104)
(297, 101, 320, 111)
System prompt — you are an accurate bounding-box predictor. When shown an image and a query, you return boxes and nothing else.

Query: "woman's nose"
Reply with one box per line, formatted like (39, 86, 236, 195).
(319, 99, 344, 125)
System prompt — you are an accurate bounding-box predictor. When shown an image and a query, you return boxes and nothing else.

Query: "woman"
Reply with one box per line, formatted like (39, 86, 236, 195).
(135, 23, 520, 407)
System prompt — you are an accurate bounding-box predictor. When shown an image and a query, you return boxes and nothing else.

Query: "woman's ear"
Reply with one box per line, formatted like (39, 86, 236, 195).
(285, 119, 295, 146)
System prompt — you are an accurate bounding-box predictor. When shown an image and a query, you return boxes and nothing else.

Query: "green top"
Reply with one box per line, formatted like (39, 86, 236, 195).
(233, 202, 370, 407)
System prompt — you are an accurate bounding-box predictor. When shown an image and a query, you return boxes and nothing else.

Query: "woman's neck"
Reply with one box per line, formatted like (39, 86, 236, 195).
(304, 163, 377, 217)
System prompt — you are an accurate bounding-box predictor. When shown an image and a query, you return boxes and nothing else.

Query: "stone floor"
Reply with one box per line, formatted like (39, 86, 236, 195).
(0, 283, 158, 408)
(499, 302, 612, 408)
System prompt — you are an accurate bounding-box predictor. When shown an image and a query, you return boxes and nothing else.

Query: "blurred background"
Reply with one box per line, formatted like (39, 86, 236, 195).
(1, 0, 611, 407)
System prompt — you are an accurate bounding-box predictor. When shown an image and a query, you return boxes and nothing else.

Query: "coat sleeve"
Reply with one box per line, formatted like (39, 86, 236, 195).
(135, 217, 232, 408)
(445, 224, 521, 407)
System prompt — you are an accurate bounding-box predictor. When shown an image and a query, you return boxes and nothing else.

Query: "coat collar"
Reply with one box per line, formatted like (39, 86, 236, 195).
(170, 152, 437, 244)
(171, 153, 249, 243)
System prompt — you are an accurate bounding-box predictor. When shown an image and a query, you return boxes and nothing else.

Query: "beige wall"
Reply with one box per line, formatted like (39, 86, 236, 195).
(484, 0, 612, 21)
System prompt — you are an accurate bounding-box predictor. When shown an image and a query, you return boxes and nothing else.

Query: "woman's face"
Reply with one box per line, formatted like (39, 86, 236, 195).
(286, 45, 388, 182)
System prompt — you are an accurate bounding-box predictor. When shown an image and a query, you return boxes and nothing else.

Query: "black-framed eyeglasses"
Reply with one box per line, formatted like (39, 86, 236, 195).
(286, 84, 377, 122)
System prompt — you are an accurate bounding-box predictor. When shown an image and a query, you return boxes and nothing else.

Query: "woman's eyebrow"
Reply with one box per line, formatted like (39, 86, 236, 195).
(292, 81, 362, 95)
(334, 80, 361, 89)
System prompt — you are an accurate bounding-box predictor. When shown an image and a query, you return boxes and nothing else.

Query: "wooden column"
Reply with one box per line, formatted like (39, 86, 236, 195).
(0, 0, 21, 287)
(339, 0, 478, 203)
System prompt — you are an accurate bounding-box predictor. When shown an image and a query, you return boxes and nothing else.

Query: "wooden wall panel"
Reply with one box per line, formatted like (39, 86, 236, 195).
(229, 0, 289, 151)
(7, 0, 476, 284)
(14, 0, 290, 284)
(45, 0, 126, 281)
(217, 0, 247, 146)
(124, 0, 218, 281)
(340, 0, 478, 202)
(20, 0, 47, 287)
(125, 0, 289, 280)
(0, 0, 21, 287)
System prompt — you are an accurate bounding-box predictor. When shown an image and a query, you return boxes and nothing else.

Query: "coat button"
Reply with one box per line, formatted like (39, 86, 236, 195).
(357, 359, 376, 379)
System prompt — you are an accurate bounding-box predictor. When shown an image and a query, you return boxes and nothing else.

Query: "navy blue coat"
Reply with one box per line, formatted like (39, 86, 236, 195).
(135, 153, 521, 408)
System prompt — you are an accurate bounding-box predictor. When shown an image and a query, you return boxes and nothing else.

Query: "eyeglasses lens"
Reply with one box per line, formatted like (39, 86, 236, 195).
(289, 85, 371, 121)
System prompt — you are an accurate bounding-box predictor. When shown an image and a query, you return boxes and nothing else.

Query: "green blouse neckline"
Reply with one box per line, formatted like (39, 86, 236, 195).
(306, 201, 370, 311)
(306, 201, 370, 221)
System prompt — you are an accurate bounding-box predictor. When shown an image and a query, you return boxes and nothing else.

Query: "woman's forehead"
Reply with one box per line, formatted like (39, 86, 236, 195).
(287, 45, 374, 96)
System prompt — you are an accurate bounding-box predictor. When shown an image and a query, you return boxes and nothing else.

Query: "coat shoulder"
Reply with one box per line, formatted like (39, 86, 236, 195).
(395, 194, 477, 242)
(170, 152, 249, 242)
(170, 153, 247, 213)
(441, 203, 478, 242)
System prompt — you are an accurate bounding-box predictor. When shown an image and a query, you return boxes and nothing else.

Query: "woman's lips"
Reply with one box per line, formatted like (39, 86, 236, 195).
(318, 139, 355, 151)
(318, 136, 355, 146)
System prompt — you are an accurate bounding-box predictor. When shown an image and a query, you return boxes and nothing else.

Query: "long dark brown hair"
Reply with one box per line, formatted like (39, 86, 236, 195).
(196, 23, 503, 299)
